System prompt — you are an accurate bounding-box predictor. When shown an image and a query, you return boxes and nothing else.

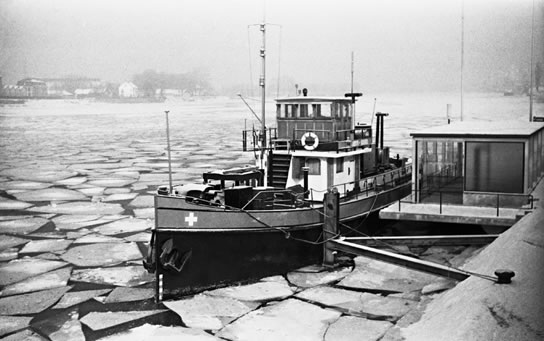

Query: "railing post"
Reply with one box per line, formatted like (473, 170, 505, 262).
(323, 188, 339, 267)
(439, 191, 442, 214)
(497, 194, 500, 217)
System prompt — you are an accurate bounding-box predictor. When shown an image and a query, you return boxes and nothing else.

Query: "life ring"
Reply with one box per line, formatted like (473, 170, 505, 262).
(301, 132, 319, 151)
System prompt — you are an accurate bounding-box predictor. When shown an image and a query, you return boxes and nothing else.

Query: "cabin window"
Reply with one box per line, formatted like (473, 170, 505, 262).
(343, 103, 350, 117)
(312, 104, 321, 117)
(285, 104, 298, 118)
(321, 104, 332, 117)
(306, 158, 321, 175)
(300, 104, 309, 118)
(336, 157, 344, 173)
(276, 104, 284, 118)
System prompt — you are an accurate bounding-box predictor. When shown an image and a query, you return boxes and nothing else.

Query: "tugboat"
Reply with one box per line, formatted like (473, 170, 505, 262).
(144, 24, 412, 299)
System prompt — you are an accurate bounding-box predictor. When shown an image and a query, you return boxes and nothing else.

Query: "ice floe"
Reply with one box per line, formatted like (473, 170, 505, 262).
(92, 218, 151, 236)
(0, 316, 33, 338)
(88, 178, 137, 188)
(76, 186, 105, 196)
(102, 193, 138, 202)
(324, 316, 393, 341)
(70, 266, 153, 287)
(123, 232, 151, 243)
(61, 242, 142, 267)
(47, 312, 85, 341)
(133, 208, 154, 219)
(0, 217, 49, 235)
(0, 198, 34, 210)
(0, 180, 53, 190)
(0, 329, 48, 341)
(216, 298, 341, 341)
(20, 239, 73, 254)
(28, 201, 125, 215)
(13, 188, 88, 202)
(96, 323, 222, 341)
(287, 266, 352, 288)
(128, 195, 154, 208)
(163, 294, 259, 330)
(0, 286, 71, 315)
(0, 235, 29, 251)
(0, 168, 77, 182)
(0, 248, 18, 261)
(0, 267, 72, 297)
(73, 233, 124, 244)
(337, 256, 444, 293)
(104, 287, 154, 303)
(54, 177, 87, 186)
(0, 258, 68, 286)
(52, 289, 112, 309)
(205, 279, 294, 302)
(80, 310, 166, 331)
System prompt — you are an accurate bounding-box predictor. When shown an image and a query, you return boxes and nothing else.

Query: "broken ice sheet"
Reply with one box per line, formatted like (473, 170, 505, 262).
(128, 195, 154, 208)
(0, 248, 18, 261)
(0, 267, 72, 297)
(0, 217, 49, 235)
(104, 287, 154, 303)
(95, 324, 222, 341)
(76, 186, 105, 196)
(80, 310, 166, 331)
(14, 188, 87, 202)
(163, 294, 259, 330)
(61, 242, 142, 267)
(28, 201, 125, 215)
(0, 180, 53, 190)
(0, 258, 68, 286)
(0, 316, 33, 338)
(54, 176, 87, 186)
(71, 266, 153, 287)
(73, 233, 124, 244)
(0, 329, 48, 341)
(0, 286, 71, 315)
(102, 193, 138, 202)
(0, 198, 34, 210)
(92, 218, 151, 236)
(133, 208, 154, 219)
(88, 178, 137, 187)
(123, 232, 151, 243)
(0, 235, 30, 251)
(20, 239, 73, 254)
(0, 168, 77, 182)
(53, 288, 112, 309)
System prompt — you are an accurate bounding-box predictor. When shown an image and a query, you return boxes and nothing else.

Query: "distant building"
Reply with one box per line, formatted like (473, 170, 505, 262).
(119, 82, 138, 98)
(16, 78, 47, 97)
(2, 85, 26, 97)
(41, 78, 102, 97)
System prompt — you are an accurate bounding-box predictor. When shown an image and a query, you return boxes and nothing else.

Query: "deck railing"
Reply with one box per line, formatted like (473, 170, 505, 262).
(399, 189, 534, 216)
(325, 165, 412, 200)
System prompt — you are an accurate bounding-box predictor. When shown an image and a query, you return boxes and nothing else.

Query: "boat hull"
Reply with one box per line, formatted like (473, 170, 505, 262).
(151, 182, 411, 299)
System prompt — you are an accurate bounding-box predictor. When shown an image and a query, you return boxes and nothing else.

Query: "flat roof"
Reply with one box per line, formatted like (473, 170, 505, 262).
(275, 96, 352, 103)
(411, 120, 544, 138)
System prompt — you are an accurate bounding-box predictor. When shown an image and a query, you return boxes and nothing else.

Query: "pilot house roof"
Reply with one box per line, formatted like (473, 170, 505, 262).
(275, 96, 352, 103)
(411, 120, 544, 138)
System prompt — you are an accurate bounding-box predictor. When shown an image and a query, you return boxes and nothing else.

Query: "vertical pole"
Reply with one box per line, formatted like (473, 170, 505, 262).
(323, 188, 339, 267)
(497, 194, 500, 217)
(380, 115, 385, 150)
(259, 22, 268, 187)
(165, 110, 173, 194)
(460, 0, 464, 121)
(440, 191, 443, 214)
(529, 0, 535, 121)
(303, 167, 309, 199)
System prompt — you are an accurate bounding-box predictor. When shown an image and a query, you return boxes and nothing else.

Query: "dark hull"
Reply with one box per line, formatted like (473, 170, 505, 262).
(152, 179, 411, 299)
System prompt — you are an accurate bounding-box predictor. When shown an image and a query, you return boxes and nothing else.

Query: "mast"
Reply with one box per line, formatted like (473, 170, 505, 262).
(529, 0, 535, 121)
(259, 22, 268, 186)
(460, 0, 465, 121)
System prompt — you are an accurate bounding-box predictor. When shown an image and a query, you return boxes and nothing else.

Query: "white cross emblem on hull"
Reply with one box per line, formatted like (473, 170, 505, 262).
(185, 212, 198, 227)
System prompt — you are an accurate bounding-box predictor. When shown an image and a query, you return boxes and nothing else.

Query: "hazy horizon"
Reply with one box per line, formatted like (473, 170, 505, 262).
(1, 0, 543, 95)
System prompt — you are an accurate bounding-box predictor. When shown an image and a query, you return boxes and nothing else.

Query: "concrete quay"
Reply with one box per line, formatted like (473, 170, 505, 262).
(394, 179, 544, 341)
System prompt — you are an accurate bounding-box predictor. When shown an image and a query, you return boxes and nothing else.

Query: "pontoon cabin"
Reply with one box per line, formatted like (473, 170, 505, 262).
(411, 120, 544, 207)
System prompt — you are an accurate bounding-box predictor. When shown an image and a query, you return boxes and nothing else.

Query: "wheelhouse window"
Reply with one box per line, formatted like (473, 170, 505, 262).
(306, 158, 321, 175)
(284, 104, 298, 118)
(300, 104, 309, 118)
(276, 104, 284, 118)
(336, 157, 344, 173)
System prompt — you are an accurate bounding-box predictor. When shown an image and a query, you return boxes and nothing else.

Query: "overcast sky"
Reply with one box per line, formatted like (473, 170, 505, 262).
(1, 0, 542, 93)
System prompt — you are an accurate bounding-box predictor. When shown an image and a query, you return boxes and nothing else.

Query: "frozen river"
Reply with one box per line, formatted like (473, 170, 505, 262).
(0, 92, 541, 340)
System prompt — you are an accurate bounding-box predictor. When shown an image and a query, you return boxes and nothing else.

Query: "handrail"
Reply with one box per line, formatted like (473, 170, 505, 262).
(399, 189, 534, 216)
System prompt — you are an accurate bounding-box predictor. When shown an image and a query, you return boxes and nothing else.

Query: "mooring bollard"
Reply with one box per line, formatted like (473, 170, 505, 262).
(323, 188, 339, 267)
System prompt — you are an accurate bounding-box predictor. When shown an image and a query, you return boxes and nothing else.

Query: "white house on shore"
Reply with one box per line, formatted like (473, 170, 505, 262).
(119, 82, 138, 98)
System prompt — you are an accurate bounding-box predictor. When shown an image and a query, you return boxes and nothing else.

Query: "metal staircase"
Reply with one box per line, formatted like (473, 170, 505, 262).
(268, 153, 292, 188)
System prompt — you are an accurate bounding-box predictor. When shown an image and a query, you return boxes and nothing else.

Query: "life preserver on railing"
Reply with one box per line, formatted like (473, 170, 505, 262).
(301, 132, 319, 151)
